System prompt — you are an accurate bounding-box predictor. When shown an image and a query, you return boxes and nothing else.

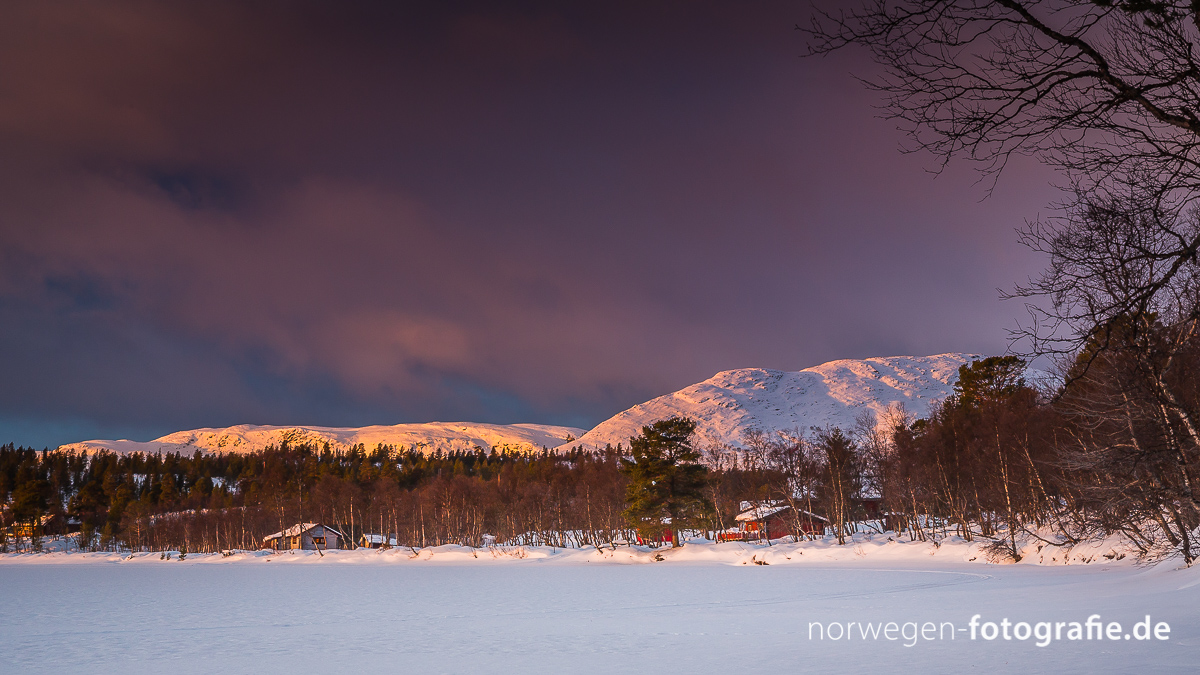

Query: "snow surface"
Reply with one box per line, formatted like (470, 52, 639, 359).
(2, 535, 1197, 674)
(57, 421, 586, 456)
(563, 353, 983, 450)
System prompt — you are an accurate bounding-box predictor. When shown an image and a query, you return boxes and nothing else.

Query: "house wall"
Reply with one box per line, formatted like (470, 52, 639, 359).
(301, 526, 340, 550)
(792, 516, 827, 536)
(855, 498, 882, 519)
(766, 515, 790, 538)
(740, 512, 824, 539)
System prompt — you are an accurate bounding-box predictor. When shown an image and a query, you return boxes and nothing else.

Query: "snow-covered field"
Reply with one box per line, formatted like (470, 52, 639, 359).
(2, 536, 1197, 674)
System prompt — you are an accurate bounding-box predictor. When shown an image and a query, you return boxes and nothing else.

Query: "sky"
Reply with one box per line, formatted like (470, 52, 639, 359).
(0, 1, 1059, 448)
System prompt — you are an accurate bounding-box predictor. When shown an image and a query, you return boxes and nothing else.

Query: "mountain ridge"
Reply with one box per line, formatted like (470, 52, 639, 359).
(59, 422, 586, 456)
(557, 353, 984, 451)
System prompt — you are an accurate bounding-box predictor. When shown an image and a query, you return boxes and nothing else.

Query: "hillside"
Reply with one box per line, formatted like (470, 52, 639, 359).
(560, 353, 983, 451)
(59, 422, 586, 456)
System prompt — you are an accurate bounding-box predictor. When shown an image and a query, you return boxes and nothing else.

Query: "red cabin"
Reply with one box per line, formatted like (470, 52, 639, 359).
(718, 503, 828, 542)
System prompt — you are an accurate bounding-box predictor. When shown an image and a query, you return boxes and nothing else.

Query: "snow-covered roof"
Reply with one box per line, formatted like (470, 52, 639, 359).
(734, 503, 828, 523)
(735, 504, 791, 522)
(263, 523, 345, 541)
(360, 533, 397, 545)
(797, 509, 828, 522)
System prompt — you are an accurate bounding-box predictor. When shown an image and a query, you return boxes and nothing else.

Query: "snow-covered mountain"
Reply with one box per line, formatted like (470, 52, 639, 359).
(560, 353, 983, 451)
(59, 422, 586, 456)
(59, 354, 988, 456)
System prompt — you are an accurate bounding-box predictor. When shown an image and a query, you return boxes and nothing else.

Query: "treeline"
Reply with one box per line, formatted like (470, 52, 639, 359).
(0, 445, 628, 553)
(0, 440, 795, 554)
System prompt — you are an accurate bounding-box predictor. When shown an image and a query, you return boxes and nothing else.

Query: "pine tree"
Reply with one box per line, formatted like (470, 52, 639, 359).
(953, 356, 1026, 407)
(620, 417, 712, 547)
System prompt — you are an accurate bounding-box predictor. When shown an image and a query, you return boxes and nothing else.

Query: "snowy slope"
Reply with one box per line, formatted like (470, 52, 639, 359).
(562, 353, 983, 451)
(59, 422, 586, 456)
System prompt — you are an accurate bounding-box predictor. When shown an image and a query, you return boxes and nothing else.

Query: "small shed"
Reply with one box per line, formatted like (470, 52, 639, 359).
(262, 523, 345, 550)
(359, 533, 397, 549)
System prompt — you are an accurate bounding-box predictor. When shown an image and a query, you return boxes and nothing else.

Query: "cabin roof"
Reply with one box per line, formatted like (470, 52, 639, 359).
(263, 523, 345, 541)
(734, 503, 828, 523)
(734, 504, 791, 522)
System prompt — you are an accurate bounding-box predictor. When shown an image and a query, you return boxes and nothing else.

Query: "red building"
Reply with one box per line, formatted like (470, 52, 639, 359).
(718, 503, 828, 542)
(634, 531, 675, 546)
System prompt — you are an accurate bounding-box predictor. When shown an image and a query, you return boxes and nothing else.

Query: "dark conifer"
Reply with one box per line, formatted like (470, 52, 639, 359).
(620, 417, 712, 547)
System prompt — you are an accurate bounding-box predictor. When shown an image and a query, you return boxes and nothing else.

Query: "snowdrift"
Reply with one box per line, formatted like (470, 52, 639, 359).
(1, 530, 1148, 568)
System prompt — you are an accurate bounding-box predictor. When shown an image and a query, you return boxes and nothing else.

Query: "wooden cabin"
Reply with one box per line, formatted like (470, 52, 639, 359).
(359, 533, 397, 549)
(718, 503, 827, 542)
(262, 523, 345, 550)
(6, 514, 55, 540)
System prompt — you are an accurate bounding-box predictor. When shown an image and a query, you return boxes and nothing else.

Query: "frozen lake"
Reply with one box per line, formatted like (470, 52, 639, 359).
(2, 554, 1198, 674)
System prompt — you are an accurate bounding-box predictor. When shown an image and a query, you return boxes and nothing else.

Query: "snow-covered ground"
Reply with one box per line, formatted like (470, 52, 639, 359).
(3, 535, 1196, 674)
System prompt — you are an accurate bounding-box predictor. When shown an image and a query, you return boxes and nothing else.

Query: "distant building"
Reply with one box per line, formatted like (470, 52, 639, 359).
(718, 502, 827, 542)
(262, 523, 345, 550)
(6, 514, 56, 540)
(856, 495, 884, 519)
(359, 533, 397, 549)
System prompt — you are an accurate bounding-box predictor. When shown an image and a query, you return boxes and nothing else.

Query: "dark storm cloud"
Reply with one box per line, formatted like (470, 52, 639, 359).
(0, 1, 1056, 447)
